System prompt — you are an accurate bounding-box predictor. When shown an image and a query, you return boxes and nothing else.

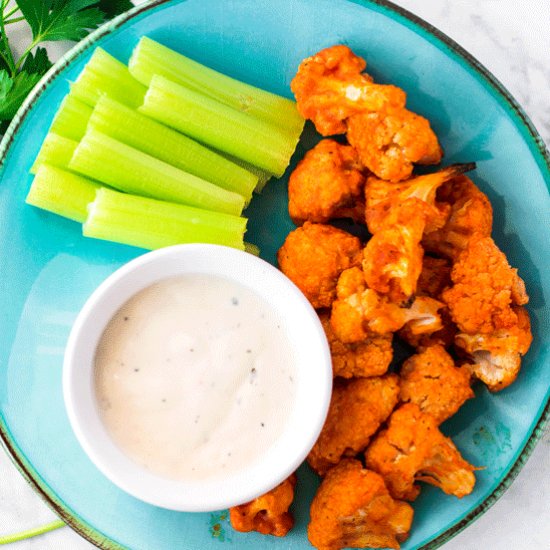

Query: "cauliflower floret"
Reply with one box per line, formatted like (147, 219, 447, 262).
(365, 164, 475, 234)
(399, 345, 474, 423)
(308, 459, 414, 550)
(288, 139, 367, 224)
(365, 404, 477, 500)
(456, 306, 532, 391)
(331, 270, 444, 343)
(290, 44, 442, 181)
(423, 176, 493, 260)
(308, 375, 400, 476)
(362, 200, 426, 304)
(277, 222, 362, 309)
(229, 474, 297, 537)
(319, 310, 393, 378)
(290, 45, 406, 136)
(442, 236, 529, 334)
(347, 109, 442, 182)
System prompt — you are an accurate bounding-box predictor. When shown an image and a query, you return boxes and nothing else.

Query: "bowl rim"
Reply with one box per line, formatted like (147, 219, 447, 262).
(0, 0, 548, 548)
(62, 243, 332, 512)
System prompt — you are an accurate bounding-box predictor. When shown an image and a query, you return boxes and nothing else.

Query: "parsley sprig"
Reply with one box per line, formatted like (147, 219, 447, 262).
(0, 0, 133, 133)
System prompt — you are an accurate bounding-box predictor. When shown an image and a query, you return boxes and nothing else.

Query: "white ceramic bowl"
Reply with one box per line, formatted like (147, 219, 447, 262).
(63, 244, 332, 512)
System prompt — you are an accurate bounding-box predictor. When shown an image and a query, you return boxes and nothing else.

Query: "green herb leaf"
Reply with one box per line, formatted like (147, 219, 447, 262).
(94, 0, 134, 19)
(0, 36, 11, 73)
(21, 47, 52, 75)
(15, 0, 105, 42)
(0, 68, 41, 120)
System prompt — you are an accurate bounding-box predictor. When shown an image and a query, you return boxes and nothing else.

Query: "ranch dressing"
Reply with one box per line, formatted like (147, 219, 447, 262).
(94, 274, 296, 481)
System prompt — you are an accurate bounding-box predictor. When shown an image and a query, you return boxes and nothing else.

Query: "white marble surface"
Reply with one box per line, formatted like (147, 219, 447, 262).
(1, 0, 548, 548)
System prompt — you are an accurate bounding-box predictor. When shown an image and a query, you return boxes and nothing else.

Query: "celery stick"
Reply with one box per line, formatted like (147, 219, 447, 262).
(88, 97, 257, 201)
(84, 188, 247, 250)
(140, 76, 299, 177)
(129, 37, 305, 134)
(26, 165, 101, 223)
(70, 129, 245, 216)
(30, 134, 78, 174)
(49, 95, 93, 141)
(71, 48, 147, 109)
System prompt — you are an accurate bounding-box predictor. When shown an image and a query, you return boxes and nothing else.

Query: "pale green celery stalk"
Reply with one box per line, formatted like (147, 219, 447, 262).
(26, 165, 101, 223)
(49, 94, 93, 141)
(70, 129, 245, 216)
(129, 36, 305, 134)
(71, 48, 147, 109)
(140, 76, 299, 177)
(88, 96, 257, 201)
(30, 134, 78, 174)
(84, 188, 247, 250)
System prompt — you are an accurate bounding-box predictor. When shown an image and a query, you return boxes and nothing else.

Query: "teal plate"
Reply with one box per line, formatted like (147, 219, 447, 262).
(0, 1, 549, 549)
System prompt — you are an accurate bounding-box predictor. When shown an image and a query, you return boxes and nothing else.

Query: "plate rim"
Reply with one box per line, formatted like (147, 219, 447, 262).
(0, 0, 549, 549)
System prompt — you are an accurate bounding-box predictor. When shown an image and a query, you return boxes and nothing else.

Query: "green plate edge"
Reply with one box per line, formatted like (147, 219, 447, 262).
(0, 1, 548, 549)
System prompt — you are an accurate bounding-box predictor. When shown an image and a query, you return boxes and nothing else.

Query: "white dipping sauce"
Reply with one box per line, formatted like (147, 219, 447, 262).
(94, 274, 296, 482)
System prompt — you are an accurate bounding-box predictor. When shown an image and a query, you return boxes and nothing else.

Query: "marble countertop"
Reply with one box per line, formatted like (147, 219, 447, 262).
(1, 0, 548, 548)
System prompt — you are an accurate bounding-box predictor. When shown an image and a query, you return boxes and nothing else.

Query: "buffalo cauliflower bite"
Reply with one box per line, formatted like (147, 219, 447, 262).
(442, 236, 529, 334)
(365, 404, 477, 501)
(423, 176, 493, 260)
(362, 200, 426, 304)
(364, 164, 475, 234)
(290, 45, 406, 136)
(290, 44, 442, 181)
(399, 345, 474, 423)
(288, 139, 367, 224)
(277, 222, 362, 309)
(308, 459, 414, 550)
(346, 109, 442, 182)
(319, 310, 393, 378)
(456, 306, 532, 392)
(330, 268, 444, 343)
(307, 375, 400, 476)
(229, 474, 297, 537)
